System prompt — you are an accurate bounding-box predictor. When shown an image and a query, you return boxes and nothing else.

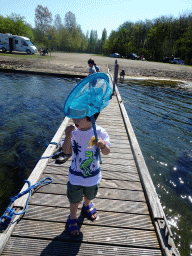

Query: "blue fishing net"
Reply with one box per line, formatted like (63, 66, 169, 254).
(64, 73, 112, 118)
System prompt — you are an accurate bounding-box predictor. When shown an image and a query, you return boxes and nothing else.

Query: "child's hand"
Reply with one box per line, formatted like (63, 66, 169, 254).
(65, 125, 75, 137)
(94, 138, 106, 149)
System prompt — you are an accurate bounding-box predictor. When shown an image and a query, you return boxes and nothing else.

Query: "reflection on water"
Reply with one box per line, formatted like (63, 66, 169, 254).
(0, 73, 77, 215)
(118, 79, 192, 256)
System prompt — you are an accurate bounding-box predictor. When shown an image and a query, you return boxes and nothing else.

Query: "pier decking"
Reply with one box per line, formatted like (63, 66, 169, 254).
(0, 82, 179, 255)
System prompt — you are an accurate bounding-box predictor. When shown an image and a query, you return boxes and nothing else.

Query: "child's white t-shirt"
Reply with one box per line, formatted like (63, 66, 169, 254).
(68, 125, 111, 186)
(89, 66, 96, 74)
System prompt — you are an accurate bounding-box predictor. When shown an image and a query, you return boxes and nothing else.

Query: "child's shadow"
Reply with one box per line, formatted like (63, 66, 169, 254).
(40, 210, 86, 256)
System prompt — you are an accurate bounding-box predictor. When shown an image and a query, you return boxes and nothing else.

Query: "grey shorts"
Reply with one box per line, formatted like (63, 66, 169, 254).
(67, 181, 99, 203)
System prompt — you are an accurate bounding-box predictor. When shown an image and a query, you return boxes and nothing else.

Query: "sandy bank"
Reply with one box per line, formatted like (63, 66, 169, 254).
(0, 52, 192, 81)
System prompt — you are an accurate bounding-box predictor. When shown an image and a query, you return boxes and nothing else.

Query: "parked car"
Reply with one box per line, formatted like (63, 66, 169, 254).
(127, 53, 139, 60)
(110, 53, 121, 58)
(170, 58, 185, 65)
(163, 57, 174, 63)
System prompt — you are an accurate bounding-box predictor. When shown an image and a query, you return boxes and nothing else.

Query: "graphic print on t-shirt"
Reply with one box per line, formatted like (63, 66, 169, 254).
(71, 138, 100, 178)
(80, 151, 94, 177)
(72, 140, 81, 166)
(69, 126, 110, 184)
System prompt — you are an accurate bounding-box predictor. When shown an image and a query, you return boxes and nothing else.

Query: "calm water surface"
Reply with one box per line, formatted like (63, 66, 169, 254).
(0, 73, 192, 255)
(118, 79, 192, 256)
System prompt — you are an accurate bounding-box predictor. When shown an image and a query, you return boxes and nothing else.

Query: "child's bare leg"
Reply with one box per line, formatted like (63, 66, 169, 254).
(84, 196, 97, 219)
(69, 202, 79, 235)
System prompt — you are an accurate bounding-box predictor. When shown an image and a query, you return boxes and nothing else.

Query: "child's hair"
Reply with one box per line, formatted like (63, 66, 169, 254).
(86, 112, 100, 122)
(88, 59, 95, 65)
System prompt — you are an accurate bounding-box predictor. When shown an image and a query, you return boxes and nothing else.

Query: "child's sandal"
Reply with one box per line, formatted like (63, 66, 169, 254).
(82, 202, 97, 221)
(67, 215, 79, 236)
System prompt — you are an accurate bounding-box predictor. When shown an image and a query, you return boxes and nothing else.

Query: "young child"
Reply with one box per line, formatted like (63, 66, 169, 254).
(88, 58, 100, 74)
(62, 112, 110, 236)
(88, 59, 96, 74)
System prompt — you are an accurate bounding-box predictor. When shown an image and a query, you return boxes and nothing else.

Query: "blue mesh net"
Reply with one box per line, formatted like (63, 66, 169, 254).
(64, 73, 112, 118)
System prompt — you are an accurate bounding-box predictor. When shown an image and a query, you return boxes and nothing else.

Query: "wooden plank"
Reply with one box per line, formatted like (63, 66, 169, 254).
(107, 143, 132, 150)
(44, 166, 140, 181)
(108, 137, 130, 145)
(22, 205, 154, 230)
(47, 160, 138, 173)
(35, 184, 146, 202)
(60, 134, 130, 143)
(11, 219, 160, 249)
(40, 173, 143, 190)
(106, 147, 133, 154)
(58, 136, 131, 147)
(2, 237, 162, 256)
(102, 134, 129, 140)
(102, 129, 128, 135)
(48, 156, 138, 168)
(28, 194, 149, 215)
(101, 152, 135, 160)
(115, 85, 164, 219)
(100, 121, 126, 126)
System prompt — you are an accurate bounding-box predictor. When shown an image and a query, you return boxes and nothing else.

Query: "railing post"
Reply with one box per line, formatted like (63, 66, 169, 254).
(112, 60, 119, 95)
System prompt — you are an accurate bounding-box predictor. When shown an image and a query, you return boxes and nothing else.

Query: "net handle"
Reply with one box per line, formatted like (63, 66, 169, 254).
(90, 115, 102, 164)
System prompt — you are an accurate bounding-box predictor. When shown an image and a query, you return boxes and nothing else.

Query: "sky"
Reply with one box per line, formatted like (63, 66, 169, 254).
(0, 0, 192, 38)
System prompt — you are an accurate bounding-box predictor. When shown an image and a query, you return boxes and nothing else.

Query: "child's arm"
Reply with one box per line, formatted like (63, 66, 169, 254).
(62, 125, 75, 154)
(94, 138, 110, 155)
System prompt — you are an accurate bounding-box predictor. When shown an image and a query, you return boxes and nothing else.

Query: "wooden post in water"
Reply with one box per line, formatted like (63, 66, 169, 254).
(112, 60, 119, 95)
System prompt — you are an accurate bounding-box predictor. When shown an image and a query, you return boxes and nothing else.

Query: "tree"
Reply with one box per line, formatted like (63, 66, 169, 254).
(7, 14, 28, 36)
(0, 14, 34, 41)
(104, 30, 118, 55)
(99, 28, 107, 53)
(64, 11, 76, 31)
(87, 30, 98, 53)
(54, 14, 63, 32)
(101, 28, 107, 42)
(35, 5, 52, 38)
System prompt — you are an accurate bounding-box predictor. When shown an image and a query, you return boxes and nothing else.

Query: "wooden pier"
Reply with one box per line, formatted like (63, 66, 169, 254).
(0, 77, 179, 255)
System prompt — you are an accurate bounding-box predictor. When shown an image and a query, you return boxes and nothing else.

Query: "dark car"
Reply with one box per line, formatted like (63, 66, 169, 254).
(163, 57, 174, 63)
(110, 53, 121, 58)
(170, 58, 185, 65)
(127, 53, 139, 60)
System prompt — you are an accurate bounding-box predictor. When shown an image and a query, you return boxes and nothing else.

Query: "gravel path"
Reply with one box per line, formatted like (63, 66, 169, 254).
(1, 52, 192, 81)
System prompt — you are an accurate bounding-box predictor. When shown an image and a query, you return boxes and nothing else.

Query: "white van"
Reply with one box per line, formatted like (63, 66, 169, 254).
(0, 33, 37, 54)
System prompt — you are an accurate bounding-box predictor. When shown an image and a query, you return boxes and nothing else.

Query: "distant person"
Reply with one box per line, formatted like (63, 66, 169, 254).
(88, 59, 96, 75)
(120, 69, 125, 80)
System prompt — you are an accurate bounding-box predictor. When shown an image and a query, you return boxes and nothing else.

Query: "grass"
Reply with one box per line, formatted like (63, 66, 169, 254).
(0, 52, 53, 60)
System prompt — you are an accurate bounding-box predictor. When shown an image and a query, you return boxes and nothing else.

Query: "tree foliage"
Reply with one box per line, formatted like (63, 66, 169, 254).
(2, 6, 192, 65)
(104, 13, 192, 64)
(64, 11, 76, 31)
(35, 5, 52, 43)
(0, 14, 34, 41)
(54, 14, 63, 32)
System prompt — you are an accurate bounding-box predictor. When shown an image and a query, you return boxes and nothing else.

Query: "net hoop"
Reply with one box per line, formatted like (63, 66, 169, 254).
(64, 72, 112, 119)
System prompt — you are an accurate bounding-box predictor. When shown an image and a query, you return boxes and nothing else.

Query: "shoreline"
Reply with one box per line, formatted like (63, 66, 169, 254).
(1, 52, 192, 82)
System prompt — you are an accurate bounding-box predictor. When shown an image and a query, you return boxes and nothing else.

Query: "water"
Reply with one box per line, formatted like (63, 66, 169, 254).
(0, 73, 77, 214)
(0, 73, 191, 255)
(118, 79, 192, 256)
